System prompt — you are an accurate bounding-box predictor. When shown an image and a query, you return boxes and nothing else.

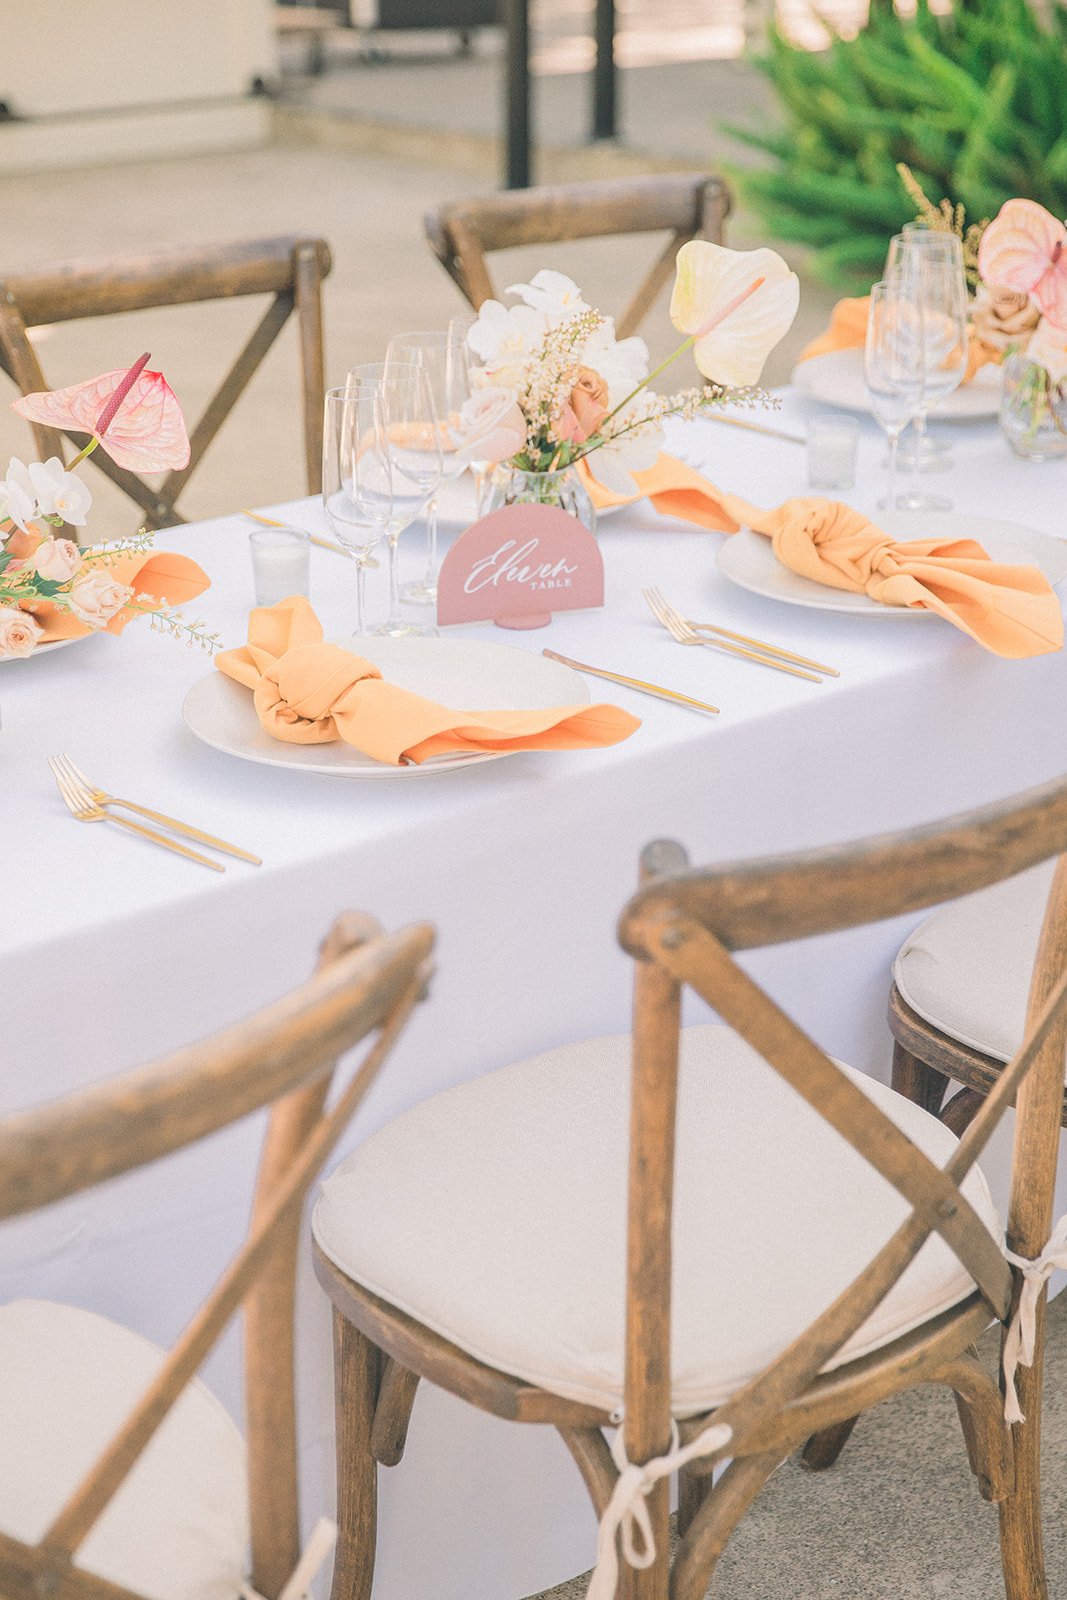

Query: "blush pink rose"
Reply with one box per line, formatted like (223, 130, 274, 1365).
(559, 367, 610, 445)
(33, 536, 82, 582)
(0, 605, 43, 658)
(67, 571, 134, 629)
(454, 387, 527, 465)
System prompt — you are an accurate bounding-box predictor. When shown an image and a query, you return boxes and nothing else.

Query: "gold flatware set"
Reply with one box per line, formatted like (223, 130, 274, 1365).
(642, 587, 838, 684)
(49, 755, 260, 872)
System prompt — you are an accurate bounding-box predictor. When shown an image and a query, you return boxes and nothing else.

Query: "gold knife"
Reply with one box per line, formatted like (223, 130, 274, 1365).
(543, 649, 719, 715)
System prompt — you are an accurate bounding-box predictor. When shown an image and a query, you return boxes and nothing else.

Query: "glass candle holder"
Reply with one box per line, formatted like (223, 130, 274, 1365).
(249, 527, 310, 607)
(807, 415, 860, 491)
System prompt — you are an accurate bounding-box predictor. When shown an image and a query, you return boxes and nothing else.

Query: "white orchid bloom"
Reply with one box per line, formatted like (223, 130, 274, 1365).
(585, 414, 664, 497)
(581, 322, 650, 407)
(27, 457, 92, 526)
(505, 270, 590, 322)
(670, 240, 799, 387)
(0, 459, 39, 531)
(466, 299, 546, 376)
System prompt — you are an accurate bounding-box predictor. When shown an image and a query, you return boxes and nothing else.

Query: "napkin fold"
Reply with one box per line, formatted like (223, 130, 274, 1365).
(799, 294, 998, 383)
(579, 454, 738, 531)
(8, 528, 211, 642)
(215, 596, 641, 765)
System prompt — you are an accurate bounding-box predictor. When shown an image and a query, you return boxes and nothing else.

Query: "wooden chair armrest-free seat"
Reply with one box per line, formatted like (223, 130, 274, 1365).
(0, 912, 433, 1600)
(424, 172, 732, 339)
(313, 781, 1067, 1600)
(0, 234, 332, 528)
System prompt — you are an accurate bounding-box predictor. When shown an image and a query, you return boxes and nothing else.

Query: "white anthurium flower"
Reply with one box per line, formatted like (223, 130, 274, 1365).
(27, 457, 92, 526)
(670, 240, 800, 387)
(581, 322, 650, 407)
(505, 270, 590, 322)
(586, 415, 664, 497)
(466, 299, 546, 374)
(0, 459, 39, 532)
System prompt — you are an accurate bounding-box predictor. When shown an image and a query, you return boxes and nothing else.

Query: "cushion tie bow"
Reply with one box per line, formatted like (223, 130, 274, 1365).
(1002, 1214, 1067, 1424)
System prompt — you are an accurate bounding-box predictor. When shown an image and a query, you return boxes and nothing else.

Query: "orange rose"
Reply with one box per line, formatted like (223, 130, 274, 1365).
(557, 367, 610, 445)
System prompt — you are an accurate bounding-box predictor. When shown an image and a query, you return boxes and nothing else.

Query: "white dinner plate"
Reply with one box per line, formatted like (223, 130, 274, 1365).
(792, 348, 1002, 421)
(182, 634, 591, 777)
(436, 471, 624, 531)
(1, 633, 84, 662)
(715, 513, 1067, 618)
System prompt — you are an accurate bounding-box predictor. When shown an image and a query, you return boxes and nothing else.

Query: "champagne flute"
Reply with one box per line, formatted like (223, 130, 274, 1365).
(385, 328, 472, 606)
(322, 383, 392, 637)
(893, 246, 968, 512)
(865, 278, 925, 513)
(348, 361, 444, 639)
(886, 230, 968, 482)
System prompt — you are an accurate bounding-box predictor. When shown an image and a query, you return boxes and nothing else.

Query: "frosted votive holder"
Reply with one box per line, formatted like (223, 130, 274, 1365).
(807, 415, 860, 491)
(249, 527, 310, 607)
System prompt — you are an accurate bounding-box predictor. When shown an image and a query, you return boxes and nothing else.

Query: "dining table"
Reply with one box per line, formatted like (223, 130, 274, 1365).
(4, 389, 1067, 1600)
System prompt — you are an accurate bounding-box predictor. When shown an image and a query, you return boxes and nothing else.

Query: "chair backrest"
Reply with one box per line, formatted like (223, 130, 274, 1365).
(424, 173, 732, 339)
(614, 777, 1067, 1485)
(0, 911, 433, 1600)
(0, 235, 332, 527)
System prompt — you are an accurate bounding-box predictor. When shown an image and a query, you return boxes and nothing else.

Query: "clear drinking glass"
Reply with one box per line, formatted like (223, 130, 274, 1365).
(865, 278, 925, 513)
(322, 384, 392, 636)
(894, 248, 968, 512)
(348, 361, 444, 639)
(385, 327, 473, 606)
(886, 230, 968, 491)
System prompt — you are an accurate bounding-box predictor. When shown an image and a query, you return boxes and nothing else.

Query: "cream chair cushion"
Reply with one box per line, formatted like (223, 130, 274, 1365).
(894, 861, 1054, 1064)
(313, 1024, 1001, 1417)
(0, 1299, 248, 1600)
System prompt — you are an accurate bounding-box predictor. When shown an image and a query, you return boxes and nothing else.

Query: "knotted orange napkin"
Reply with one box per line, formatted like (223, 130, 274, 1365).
(578, 454, 736, 531)
(799, 295, 998, 383)
(7, 527, 210, 642)
(215, 596, 641, 765)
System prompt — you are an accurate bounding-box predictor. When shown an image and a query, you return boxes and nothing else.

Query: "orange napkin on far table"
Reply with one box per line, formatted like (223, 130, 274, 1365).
(578, 454, 739, 531)
(215, 597, 641, 766)
(799, 295, 999, 383)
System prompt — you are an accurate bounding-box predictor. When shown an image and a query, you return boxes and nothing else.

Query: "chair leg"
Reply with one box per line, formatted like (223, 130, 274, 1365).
(798, 1415, 859, 1472)
(677, 1463, 707, 1538)
(330, 1310, 381, 1600)
(891, 1040, 948, 1116)
(671, 1450, 788, 1600)
(998, 1337, 1048, 1600)
(620, 1477, 670, 1600)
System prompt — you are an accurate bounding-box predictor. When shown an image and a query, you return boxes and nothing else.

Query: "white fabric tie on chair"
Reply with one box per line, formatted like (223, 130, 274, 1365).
(1003, 1214, 1067, 1425)
(586, 1418, 733, 1600)
(241, 1516, 338, 1600)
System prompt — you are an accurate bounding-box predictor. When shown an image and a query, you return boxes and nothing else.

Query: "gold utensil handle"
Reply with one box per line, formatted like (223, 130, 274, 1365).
(242, 508, 347, 557)
(707, 414, 806, 446)
(109, 799, 261, 864)
(106, 813, 225, 871)
(688, 620, 838, 677)
(543, 650, 719, 715)
(695, 634, 822, 683)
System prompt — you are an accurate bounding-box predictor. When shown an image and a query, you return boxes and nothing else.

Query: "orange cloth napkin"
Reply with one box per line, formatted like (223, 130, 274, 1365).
(7, 528, 211, 641)
(579, 454, 736, 531)
(215, 596, 641, 765)
(799, 295, 998, 383)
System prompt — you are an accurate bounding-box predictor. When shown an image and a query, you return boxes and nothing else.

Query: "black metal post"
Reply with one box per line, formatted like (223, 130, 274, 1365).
(592, 0, 617, 142)
(502, 0, 531, 189)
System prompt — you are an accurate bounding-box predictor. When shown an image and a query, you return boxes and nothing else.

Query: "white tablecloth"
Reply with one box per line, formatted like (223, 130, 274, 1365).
(4, 394, 1067, 1600)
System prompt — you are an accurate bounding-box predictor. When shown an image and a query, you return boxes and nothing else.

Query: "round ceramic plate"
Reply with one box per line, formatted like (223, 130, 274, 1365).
(715, 513, 1067, 617)
(436, 471, 625, 531)
(1, 634, 84, 662)
(182, 634, 591, 777)
(793, 348, 1002, 421)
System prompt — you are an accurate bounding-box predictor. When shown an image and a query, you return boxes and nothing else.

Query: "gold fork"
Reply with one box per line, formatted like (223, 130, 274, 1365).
(646, 587, 839, 678)
(54, 754, 260, 864)
(643, 589, 822, 683)
(48, 758, 225, 872)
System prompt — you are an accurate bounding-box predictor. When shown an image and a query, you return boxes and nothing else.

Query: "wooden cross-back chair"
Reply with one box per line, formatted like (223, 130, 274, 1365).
(312, 777, 1067, 1600)
(0, 234, 331, 529)
(0, 912, 433, 1600)
(424, 172, 732, 339)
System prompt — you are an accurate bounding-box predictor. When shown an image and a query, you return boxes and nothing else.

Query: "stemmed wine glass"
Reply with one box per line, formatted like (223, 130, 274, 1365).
(322, 383, 392, 637)
(385, 327, 473, 607)
(348, 361, 444, 639)
(865, 277, 925, 513)
(885, 229, 969, 491)
(894, 247, 969, 512)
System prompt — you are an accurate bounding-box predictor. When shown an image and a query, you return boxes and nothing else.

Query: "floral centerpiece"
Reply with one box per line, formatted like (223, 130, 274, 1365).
(451, 240, 799, 528)
(0, 355, 216, 658)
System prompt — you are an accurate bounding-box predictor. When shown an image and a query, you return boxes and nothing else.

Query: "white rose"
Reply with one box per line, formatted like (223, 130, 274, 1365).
(453, 386, 527, 466)
(0, 605, 43, 659)
(28, 458, 92, 526)
(33, 536, 83, 582)
(0, 459, 38, 532)
(67, 571, 134, 629)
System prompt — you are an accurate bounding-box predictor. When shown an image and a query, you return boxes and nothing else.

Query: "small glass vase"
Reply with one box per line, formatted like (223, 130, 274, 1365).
(485, 464, 597, 537)
(999, 353, 1067, 463)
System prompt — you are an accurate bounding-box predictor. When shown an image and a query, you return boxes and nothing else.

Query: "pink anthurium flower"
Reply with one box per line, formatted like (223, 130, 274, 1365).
(12, 355, 191, 472)
(669, 240, 799, 387)
(978, 199, 1067, 329)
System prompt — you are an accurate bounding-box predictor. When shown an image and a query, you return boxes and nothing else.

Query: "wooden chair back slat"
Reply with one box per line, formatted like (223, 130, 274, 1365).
(617, 771, 1067, 1495)
(424, 173, 732, 336)
(0, 915, 433, 1600)
(1, 235, 332, 527)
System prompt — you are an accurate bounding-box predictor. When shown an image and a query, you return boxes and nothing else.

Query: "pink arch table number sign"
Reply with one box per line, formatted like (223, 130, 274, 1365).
(436, 503, 605, 630)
